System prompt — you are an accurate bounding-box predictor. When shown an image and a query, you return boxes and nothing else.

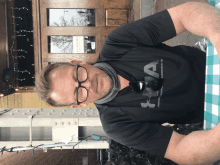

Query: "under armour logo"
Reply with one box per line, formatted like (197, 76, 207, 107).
(141, 59, 164, 108)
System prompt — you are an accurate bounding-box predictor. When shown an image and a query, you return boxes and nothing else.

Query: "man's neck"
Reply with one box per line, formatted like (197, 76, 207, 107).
(118, 74, 130, 91)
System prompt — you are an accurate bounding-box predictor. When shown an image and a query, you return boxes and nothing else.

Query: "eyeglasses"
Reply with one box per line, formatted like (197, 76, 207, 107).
(75, 64, 88, 105)
(129, 78, 164, 93)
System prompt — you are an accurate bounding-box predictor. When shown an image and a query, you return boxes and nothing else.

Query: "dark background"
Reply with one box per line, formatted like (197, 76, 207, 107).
(13, 0, 35, 86)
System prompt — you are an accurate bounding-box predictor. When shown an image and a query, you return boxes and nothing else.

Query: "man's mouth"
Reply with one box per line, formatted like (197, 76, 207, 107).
(96, 74, 98, 93)
(93, 74, 98, 93)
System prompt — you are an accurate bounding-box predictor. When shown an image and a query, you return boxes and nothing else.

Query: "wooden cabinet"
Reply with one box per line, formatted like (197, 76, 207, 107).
(32, 0, 135, 74)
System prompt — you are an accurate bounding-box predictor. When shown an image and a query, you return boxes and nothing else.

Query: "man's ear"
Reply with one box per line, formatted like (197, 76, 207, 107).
(69, 60, 87, 65)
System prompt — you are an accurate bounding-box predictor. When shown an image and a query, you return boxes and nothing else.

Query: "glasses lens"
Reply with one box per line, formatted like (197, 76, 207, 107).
(130, 81, 145, 92)
(78, 67, 87, 82)
(78, 87, 88, 102)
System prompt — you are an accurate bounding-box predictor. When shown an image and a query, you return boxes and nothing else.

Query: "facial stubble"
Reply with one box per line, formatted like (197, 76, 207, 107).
(99, 73, 113, 99)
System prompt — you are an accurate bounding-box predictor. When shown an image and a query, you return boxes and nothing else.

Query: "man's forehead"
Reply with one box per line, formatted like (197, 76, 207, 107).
(50, 92, 59, 100)
(50, 65, 75, 78)
(50, 91, 73, 105)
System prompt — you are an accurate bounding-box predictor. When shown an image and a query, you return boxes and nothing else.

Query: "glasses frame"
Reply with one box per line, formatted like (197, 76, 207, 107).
(75, 64, 88, 105)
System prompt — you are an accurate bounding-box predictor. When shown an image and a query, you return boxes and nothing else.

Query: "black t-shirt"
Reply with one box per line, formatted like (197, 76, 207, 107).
(94, 10, 206, 157)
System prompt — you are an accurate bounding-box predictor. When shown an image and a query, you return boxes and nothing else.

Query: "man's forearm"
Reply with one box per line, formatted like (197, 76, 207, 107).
(181, 2, 220, 47)
(175, 122, 220, 165)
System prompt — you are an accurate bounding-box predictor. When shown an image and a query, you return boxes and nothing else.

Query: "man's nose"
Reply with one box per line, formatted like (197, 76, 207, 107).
(80, 79, 91, 89)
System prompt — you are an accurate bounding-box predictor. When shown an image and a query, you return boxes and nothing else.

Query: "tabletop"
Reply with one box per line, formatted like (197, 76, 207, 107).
(203, 0, 220, 130)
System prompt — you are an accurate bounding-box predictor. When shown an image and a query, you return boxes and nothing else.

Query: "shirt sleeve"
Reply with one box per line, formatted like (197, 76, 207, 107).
(97, 105, 174, 158)
(104, 9, 176, 47)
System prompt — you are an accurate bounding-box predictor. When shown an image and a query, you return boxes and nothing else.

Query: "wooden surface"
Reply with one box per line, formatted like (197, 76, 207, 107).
(0, 149, 99, 165)
(0, 1, 10, 95)
(38, 0, 134, 67)
(106, 9, 128, 26)
(32, 0, 41, 78)
(0, 92, 97, 108)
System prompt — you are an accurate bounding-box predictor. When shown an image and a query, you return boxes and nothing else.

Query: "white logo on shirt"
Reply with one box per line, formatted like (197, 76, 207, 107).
(141, 59, 164, 108)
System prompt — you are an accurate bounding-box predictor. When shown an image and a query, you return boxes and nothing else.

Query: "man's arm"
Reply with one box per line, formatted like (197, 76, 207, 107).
(167, 1, 220, 57)
(165, 123, 220, 165)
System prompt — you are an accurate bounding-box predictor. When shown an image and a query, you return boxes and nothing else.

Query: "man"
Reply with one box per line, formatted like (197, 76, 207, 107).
(35, 2, 220, 164)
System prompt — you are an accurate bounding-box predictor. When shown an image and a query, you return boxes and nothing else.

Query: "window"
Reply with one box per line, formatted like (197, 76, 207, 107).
(47, 9, 95, 27)
(48, 36, 95, 53)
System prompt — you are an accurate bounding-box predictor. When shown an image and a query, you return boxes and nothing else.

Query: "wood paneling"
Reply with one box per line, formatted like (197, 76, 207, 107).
(0, 1, 10, 94)
(40, 0, 97, 8)
(35, 0, 134, 70)
(106, 9, 128, 27)
(32, 0, 42, 76)
(134, 0, 140, 20)
(7, 94, 15, 108)
(1, 95, 8, 108)
(0, 149, 98, 165)
(0, 92, 96, 108)
(14, 93, 21, 108)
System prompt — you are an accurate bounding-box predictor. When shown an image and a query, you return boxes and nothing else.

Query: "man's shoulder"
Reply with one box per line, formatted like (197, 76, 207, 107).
(95, 104, 130, 123)
(95, 104, 111, 112)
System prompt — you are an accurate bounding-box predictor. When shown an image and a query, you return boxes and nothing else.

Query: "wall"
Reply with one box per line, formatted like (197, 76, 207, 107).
(0, 92, 96, 108)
